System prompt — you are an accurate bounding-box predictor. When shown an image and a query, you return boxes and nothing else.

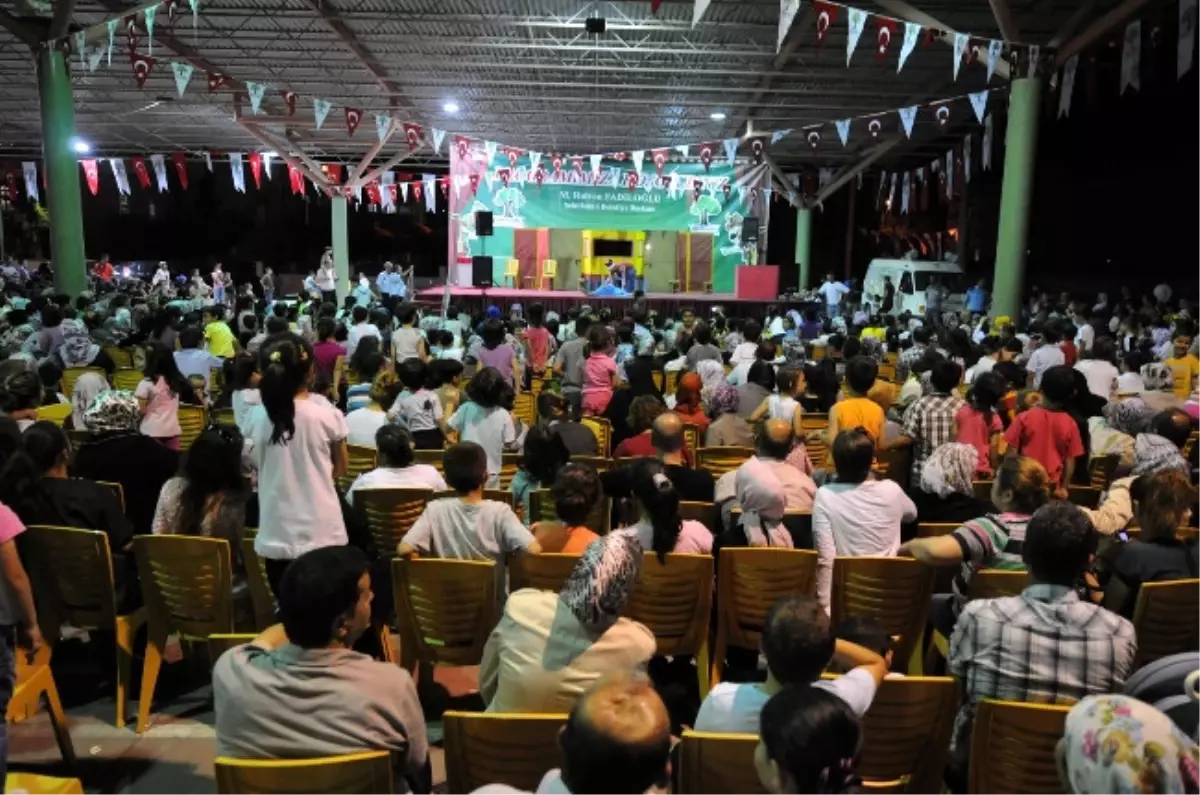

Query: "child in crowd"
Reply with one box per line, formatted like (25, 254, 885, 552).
(522, 303, 554, 383)
(831, 616, 897, 676)
(509, 426, 570, 525)
(445, 367, 520, 487)
(345, 424, 446, 507)
(531, 463, 603, 553)
(581, 324, 618, 416)
(202, 306, 237, 359)
(749, 366, 805, 437)
(431, 358, 465, 417)
(135, 344, 193, 450)
(755, 687, 863, 795)
(1003, 364, 1084, 496)
(346, 338, 387, 412)
(394, 358, 443, 450)
(1117, 350, 1147, 395)
(955, 370, 1006, 477)
(818, 356, 884, 464)
(391, 303, 426, 363)
(225, 352, 261, 433)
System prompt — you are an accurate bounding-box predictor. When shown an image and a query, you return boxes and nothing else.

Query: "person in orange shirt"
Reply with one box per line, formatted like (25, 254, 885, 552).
(532, 463, 602, 553)
(813, 356, 885, 465)
(92, 255, 114, 282)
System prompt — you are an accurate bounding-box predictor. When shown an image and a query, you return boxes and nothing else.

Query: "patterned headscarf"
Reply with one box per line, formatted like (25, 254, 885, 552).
(1131, 433, 1190, 478)
(1060, 695, 1199, 794)
(920, 442, 979, 497)
(735, 458, 792, 547)
(558, 533, 643, 634)
(859, 335, 884, 362)
(1103, 397, 1153, 436)
(57, 318, 100, 368)
(70, 373, 110, 430)
(710, 384, 740, 417)
(1141, 362, 1176, 393)
(82, 390, 141, 433)
(695, 359, 726, 407)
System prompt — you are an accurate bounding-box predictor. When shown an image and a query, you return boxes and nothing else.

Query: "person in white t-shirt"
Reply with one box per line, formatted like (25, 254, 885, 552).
(346, 425, 446, 507)
(694, 593, 887, 733)
(817, 273, 850, 318)
(1025, 328, 1066, 388)
(315, 249, 337, 301)
(444, 368, 521, 486)
(392, 358, 444, 450)
(1074, 337, 1120, 401)
(345, 306, 381, 359)
(246, 333, 349, 595)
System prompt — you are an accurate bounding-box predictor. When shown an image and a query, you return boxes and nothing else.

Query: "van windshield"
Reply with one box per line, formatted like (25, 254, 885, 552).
(914, 271, 967, 293)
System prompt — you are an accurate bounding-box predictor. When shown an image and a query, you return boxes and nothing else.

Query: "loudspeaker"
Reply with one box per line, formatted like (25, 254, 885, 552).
(585, 17, 606, 34)
(472, 256, 493, 287)
(741, 216, 760, 246)
(475, 210, 494, 237)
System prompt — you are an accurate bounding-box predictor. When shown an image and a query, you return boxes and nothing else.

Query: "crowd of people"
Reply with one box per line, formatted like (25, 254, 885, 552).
(0, 259, 1195, 793)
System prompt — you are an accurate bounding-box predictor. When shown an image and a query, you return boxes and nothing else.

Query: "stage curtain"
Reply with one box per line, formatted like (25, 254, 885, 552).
(514, 229, 538, 288)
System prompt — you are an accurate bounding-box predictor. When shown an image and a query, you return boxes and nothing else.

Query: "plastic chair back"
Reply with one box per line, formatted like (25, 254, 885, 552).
(443, 711, 566, 794)
(967, 569, 1030, 601)
(1067, 485, 1101, 509)
(696, 446, 753, 477)
(580, 417, 612, 457)
(97, 480, 125, 513)
(104, 347, 134, 369)
(35, 403, 73, 426)
(1087, 454, 1120, 489)
(678, 731, 763, 794)
(529, 488, 611, 535)
(208, 634, 257, 669)
(916, 522, 958, 538)
(338, 444, 378, 492)
(212, 407, 236, 427)
(512, 392, 535, 428)
(392, 558, 498, 668)
(678, 501, 720, 535)
(854, 675, 958, 793)
(508, 553, 581, 593)
(62, 367, 104, 398)
(499, 452, 522, 488)
(968, 700, 1069, 794)
(214, 751, 394, 794)
(681, 422, 701, 456)
(623, 553, 713, 661)
(412, 449, 444, 472)
(177, 405, 207, 451)
(830, 557, 934, 670)
(358, 488, 434, 557)
(24, 525, 118, 634)
(111, 368, 143, 392)
(571, 454, 611, 472)
(1132, 578, 1200, 668)
(239, 534, 276, 631)
(133, 535, 234, 639)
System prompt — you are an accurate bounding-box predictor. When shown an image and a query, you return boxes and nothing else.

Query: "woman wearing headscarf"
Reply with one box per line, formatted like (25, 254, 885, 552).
(911, 442, 996, 525)
(479, 533, 656, 713)
(669, 372, 710, 433)
(1089, 397, 1153, 476)
(1141, 361, 1185, 414)
(72, 390, 180, 535)
(717, 458, 793, 550)
(694, 359, 727, 409)
(54, 318, 115, 375)
(705, 384, 754, 447)
(1057, 694, 1199, 794)
(69, 372, 110, 430)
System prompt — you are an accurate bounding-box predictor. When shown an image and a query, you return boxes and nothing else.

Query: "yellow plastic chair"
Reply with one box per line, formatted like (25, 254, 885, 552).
(212, 407, 236, 426)
(214, 751, 394, 794)
(208, 633, 257, 668)
(678, 731, 763, 794)
(571, 454, 611, 472)
(652, 371, 664, 390)
(799, 412, 828, 431)
(103, 346, 134, 370)
(512, 391, 535, 428)
(579, 416, 613, 458)
(357, 488, 434, 557)
(623, 553, 713, 698)
(541, 258, 558, 289)
(392, 558, 498, 672)
(530, 488, 611, 536)
(504, 258, 520, 288)
(238, 531, 276, 632)
(97, 480, 125, 513)
(177, 405, 207, 452)
(508, 553, 581, 593)
(61, 366, 104, 398)
(968, 569, 1030, 601)
(6, 645, 75, 768)
(696, 446, 754, 477)
(1086, 454, 1120, 490)
(1131, 578, 1200, 669)
(678, 501, 719, 535)
(496, 452, 522, 489)
(873, 444, 912, 490)
(830, 557, 934, 675)
(35, 403, 73, 426)
(664, 370, 679, 396)
(132, 535, 234, 734)
(4, 773, 84, 794)
(852, 676, 958, 793)
(1183, 430, 1198, 460)
(877, 362, 897, 382)
(23, 525, 146, 728)
(968, 700, 1070, 794)
(443, 711, 567, 794)
(337, 444, 379, 493)
(412, 449, 444, 472)
(111, 368, 143, 392)
(916, 522, 959, 538)
(712, 548, 818, 686)
(681, 422, 701, 456)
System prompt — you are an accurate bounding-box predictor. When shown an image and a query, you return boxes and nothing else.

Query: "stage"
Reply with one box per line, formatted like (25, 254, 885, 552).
(413, 286, 776, 315)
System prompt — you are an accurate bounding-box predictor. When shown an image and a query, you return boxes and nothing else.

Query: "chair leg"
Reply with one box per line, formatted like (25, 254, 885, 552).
(114, 613, 141, 729)
(696, 641, 710, 701)
(710, 632, 727, 689)
(40, 676, 76, 768)
(135, 631, 166, 735)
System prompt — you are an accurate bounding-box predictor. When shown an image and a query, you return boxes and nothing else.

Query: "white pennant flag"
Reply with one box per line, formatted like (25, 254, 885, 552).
(380, 171, 395, 209)
(1028, 45, 1040, 76)
(313, 98, 332, 130)
(452, 174, 466, 199)
(589, 154, 602, 176)
(835, 119, 851, 146)
(374, 113, 391, 142)
(987, 39, 1003, 81)
(22, 162, 38, 203)
(631, 150, 645, 174)
(422, 174, 437, 212)
(483, 170, 496, 194)
(398, 181, 408, 203)
(74, 31, 85, 70)
(149, 154, 169, 192)
(770, 128, 792, 144)
(723, 138, 738, 166)
(968, 90, 989, 123)
(1121, 20, 1141, 93)
(229, 153, 245, 193)
(87, 47, 103, 72)
(246, 81, 267, 114)
(110, 159, 131, 195)
(203, 151, 212, 171)
(898, 106, 918, 138)
(675, 144, 689, 157)
(1058, 54, 1078, 117)
(818, 167, 833, 187)
(876, 172, 887, 208)
(107, 18, 117, 67)
(692, 0, 712, 27)
(1179, 0, 1197, 78)
(963, 135, 972, 183)
(901, 171, 910, 214)
(898, 22, 920, 72)
(484, 141, 498, 163)
(982, 114, 993, 170)
(431, 128, 446, 154)
(171, 61, 194, 96)
(953, 32, 968, 80)
(846, 8, 867, 65)
(188, 0, 199, 40)
(667, 173, 679, 199)
(528, 152, 542, 172)
(778, 0, 800, 53)
(262, 152, 273, 180)
(887, 172, 897, 206)
(945, 150, 954, 199)
(144, 3, 157, 55)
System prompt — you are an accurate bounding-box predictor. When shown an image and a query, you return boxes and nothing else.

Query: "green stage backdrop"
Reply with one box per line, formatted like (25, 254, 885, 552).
(448, 142, 772, 293)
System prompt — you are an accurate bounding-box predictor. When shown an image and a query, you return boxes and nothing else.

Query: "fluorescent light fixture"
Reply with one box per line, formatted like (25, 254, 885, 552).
(71, 138, 90, 154)
(710, 111, 726, 121)
(443, 101, 460, 114)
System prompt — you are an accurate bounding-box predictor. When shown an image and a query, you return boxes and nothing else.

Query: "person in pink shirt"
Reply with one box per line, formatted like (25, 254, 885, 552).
(521, 303, 554, 381)
(956, 371, 1006, 477)
(581, 325, 619, 416)
(615, 458, 712, 558)
(1003, 365, 1084, 495)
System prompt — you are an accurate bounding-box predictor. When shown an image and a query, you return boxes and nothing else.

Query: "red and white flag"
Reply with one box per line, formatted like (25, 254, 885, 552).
(171, 151, 188, 189)
(651, 148, 669, 176)
(402, 123, 422, 151)
(80, 159, 99, 195)
(455, 136, 470, 161)
(876, 17, 896, 64)
(699, 143, 713, 172)
(813, 0, 837, 43)
(281, 91, 296, 116)
(131, 156, 152, 189)
(344, 107, 363, 136)
(130, 51, 155, 87)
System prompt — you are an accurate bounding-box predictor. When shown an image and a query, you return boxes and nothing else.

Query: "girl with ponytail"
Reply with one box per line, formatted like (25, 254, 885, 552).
(245, 332, 350, 594)
(618, 458, 712, 562)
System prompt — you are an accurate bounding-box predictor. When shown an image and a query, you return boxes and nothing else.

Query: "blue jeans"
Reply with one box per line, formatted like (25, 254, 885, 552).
(0, 627, 16, 781)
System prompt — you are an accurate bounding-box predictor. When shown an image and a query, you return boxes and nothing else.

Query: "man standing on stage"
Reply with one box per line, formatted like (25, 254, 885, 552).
(817, 272, 849, 320)
(151, 261, 172, 297)
(316, 247, 337, 303)
(376, 262, 403, 312)
(92, 254, 114, 284)
(212, 263, 228, 305)
(261, 267, 276, 304)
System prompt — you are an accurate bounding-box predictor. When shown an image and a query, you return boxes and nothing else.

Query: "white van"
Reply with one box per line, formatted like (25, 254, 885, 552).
(862, 258, 968, 317)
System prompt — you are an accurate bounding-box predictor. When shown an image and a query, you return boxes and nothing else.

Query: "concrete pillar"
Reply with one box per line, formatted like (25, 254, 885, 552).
(37, 47, 87, 297)
(991, 77, 1041, 320)
(794, 206, 812, 291)
(331, 195, 350, 300)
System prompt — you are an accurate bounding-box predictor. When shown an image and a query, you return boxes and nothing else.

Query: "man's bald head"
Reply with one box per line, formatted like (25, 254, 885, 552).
(1151, 408, 1194, 450)
(651, 411, 685, 455)
(560, 673, 671, 794)
(757, 418, 795, 461)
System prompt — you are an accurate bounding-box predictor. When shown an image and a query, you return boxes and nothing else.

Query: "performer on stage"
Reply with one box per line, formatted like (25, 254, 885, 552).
(189, 268, 211, 301)
(150, 261, 172, 297)
(316, 247, 337, 303)
(261, 267, 275, 304)
(211, 263, 228, 305)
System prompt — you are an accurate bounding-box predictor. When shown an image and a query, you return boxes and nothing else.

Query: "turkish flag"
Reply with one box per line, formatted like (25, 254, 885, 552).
(721, 183, 731, 201)
(692, 180, 702, 200)
(626, 171, 639, 191)
(877, 18, 896, 64)
(207, 71, 231, 92)
(439, 177, 449, 199)
(499, 169, 511, 187)
(412, 182, 423, 202)
(325, 163, 344, 184)
(751, 139, 764, 163)
(402, 123, 422, 151)
(171, 152, 188, 189)
(281, 91, 296, 116)
(130, 51, 155, 87)
(699, 143, 713, 172)
(288, 164, 304, 195)
(344, 107, 363, 136)
(813, 1, 837, 43)
(651, 148, 669, 176)
(365, 182, 381, 205)
(248, 152, 262, 188)
(454, 136, 470, 161)
(534, 168, 546, 188)
(468, 174, 480, 194)
(131, 156, 151, 189)
(80, 159, 99, 195)
(505, 148, 520, 167)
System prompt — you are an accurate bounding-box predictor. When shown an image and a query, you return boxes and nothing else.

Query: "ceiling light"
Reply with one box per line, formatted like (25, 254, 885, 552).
(71, 138, 90, 154)
(443, 101, 460, 115)
(710, 112, 726, 121)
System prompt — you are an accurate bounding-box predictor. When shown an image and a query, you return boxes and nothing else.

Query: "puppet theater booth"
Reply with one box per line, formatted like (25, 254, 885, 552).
(418, 138, 781, 308)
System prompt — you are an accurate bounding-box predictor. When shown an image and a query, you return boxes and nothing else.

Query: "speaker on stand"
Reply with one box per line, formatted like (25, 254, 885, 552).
(473, 210, 495, 288)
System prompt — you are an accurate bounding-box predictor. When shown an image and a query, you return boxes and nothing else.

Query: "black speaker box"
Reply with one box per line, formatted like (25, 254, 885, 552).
(472, 256, 493, 287)
(476, 210, 494, 237)
(741, 216, 760, 245)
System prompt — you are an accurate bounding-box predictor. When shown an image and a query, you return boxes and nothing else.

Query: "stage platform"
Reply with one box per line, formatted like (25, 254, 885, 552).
(413, 286, 777, 314)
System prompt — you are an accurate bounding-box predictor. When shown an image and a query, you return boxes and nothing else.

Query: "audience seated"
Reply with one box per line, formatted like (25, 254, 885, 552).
(346, 425, 447, 507)
(445, 367, 521, 487)
(695, 594, 887, 732)
(609, 412, 709, 501)
(716, 418, 816, 512)
(511, 426, 570, 524)
(613, 458, 712, 558)
(1088, 396, 1152, 477)
(532, 464, 602, 553)
(345, 370, 402, 448)
(604, 358, 662, 450)
(670, 372, 711, 433)
(69, 371, 109, 429)
(911, 442, 995, 524)
(831, 616, 898, 677)
(528, 673, 672, 795)
(704, 384, 754, 447)
(894, 360, 965, 484)
(812, 428, 917, 613)
(755, 686, 864, 795)
(822, 357, 885, 464)
(945, 501, 1137, 787)
(213, 546, 429, 793)
(393, 358, 444, 450)
(717, 458, 793, 549)
(612, 394, 678, 462)
(536, 392, 597, 456)
(480, 533, 655, 714)
(735, 359, 775, 420)
(1004, 365, 1085, 495)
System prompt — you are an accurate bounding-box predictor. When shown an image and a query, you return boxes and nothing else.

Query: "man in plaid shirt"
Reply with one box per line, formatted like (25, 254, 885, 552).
(895, 326, 932, 383)
(895, 360, 965, 483)
(945, 502, 1136, 786)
